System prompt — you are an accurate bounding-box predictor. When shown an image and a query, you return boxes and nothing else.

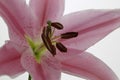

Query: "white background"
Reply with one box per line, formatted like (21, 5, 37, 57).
(0, 0, 120, 80)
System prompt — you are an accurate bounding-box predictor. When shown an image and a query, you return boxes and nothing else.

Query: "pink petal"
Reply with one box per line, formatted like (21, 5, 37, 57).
(41, 54, 61, 80)
(0, 0, 39, 39)
(21, 50, 61, 80)
(61, 51, 119, 80)
(0, 42, 25, 77)
(30, 0, 65, 26)
(55, 48, 83, 61)
(57, 9, 120, 51)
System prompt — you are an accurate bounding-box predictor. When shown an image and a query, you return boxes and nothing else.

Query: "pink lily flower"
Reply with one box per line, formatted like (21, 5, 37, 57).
(0, 0, 120, 80)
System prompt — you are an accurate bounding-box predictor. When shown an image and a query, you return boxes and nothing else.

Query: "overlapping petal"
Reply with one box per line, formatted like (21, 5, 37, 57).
(0, 0, 39, 40)
(58, 9, 120, 51)
(55, 48, 83, 61)
(0, 42, 25, 77)
(21, 50, 61, 80)
(30, 0, 65, 26)
(61, 51, 118, 80)
(0, 0, 119, 80)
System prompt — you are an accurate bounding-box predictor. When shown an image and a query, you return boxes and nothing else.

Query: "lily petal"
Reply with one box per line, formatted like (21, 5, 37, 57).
(55, 48, 83, 61)
(58, 9, 120, 51)
(30, 0, 65, 26)
(41, 54, 61, 80)
(0, 0, 38, 39)
(21, 50, 61, 80)
(61, 51, 119, 80)
(0, 42, 25, 77)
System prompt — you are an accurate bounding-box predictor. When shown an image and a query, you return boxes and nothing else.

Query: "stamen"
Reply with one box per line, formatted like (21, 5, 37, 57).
(56, 42, 67, 52)
(61, 32, 78, 39)
(41, 21, 78, 56)
(47, 21, 52, 37)
(47, 26, 52, 37)
(41, 27, 56, 56)
(51, 22, 63, 30)
(51, 45, 56, 56)
(51, 35, 61, 40)
(41, 34, 50, 51)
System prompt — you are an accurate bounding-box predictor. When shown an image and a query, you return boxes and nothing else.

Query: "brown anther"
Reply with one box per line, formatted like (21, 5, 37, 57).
(41, 21, 78, 56)
(41, 33, 52, 52)
(46, 26, 52, 37)
(51, 22, 63, 30)
(56, 42, 67, 52)
(51, 45, 56, 56)
(41, 27, 56, 56)
(42, 27, 48, 37)
(61, 32, 78, 39)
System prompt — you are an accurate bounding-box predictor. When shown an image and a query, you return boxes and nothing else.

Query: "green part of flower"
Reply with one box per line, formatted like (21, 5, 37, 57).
(25, 35, 47, 63)
(47, 20, 52, 26)
(25, 35, 36, 50)
(34, 45, 47, 63)
(28, 74, 32, 80)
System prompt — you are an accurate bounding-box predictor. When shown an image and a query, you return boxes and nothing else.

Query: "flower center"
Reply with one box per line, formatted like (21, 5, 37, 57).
(25, 21, 78, 63)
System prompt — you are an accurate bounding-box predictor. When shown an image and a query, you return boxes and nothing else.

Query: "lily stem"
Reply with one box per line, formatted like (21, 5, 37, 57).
(28, 74, 32, 80)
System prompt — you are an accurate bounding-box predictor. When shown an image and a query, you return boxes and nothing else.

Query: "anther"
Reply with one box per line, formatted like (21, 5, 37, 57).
(51, 45, 56, 56)
(41, 33, 52, 52)
(41, 28, 56, 56)
(51, 22, 63, 30)
(56, 42, 67, 52)
(46, 26, 52, 37)
(61, 32, 78, 39)
(41, 21, 78, 56)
